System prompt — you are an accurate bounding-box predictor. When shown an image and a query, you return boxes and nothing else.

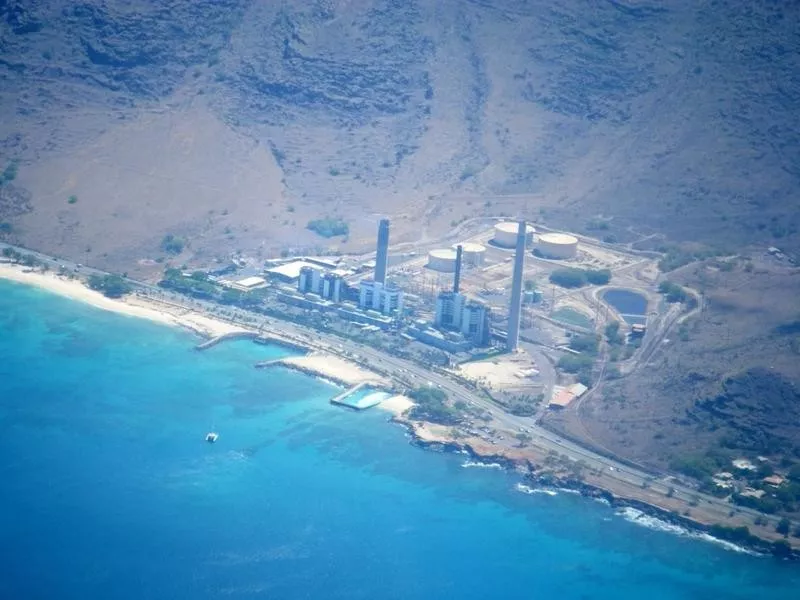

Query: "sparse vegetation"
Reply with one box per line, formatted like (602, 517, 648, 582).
(0, 222, 12, 234)
(658, 281, 691, 304)
(549, 268, 611, 288)
(306, 218, 349, 238)
(161, 234, 186, 255)
(408, 386, 460, 425)
(605, 321, 624, 345)
(1, 160, 18, 184)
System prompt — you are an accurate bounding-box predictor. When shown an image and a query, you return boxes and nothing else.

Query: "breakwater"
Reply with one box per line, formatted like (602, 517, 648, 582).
(195, 331, 257, 350)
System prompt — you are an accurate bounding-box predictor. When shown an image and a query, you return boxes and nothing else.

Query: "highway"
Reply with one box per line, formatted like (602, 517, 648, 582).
(0, 241, 781, 533)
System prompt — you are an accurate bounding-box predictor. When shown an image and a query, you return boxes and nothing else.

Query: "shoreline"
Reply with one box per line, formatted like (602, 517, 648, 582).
(0, 263, 246, 338)
(387, 411, 797, 559)
(1, 263, 795, 558)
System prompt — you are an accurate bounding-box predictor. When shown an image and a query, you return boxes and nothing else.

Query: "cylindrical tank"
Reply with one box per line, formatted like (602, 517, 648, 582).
(427, 249, 458, 272)
(452, 242, 487, 266)
(492, 222, 535, 248)
(536, 233, 578, 259)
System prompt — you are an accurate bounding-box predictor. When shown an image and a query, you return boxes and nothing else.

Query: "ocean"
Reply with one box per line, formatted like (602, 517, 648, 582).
(0, 279, 797, 599)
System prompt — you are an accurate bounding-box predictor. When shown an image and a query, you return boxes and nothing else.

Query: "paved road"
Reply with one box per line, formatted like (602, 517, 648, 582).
(0, 241, 780, 530)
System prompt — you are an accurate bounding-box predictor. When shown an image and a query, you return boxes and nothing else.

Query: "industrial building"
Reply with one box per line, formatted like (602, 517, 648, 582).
(229, 276, 267, 292)
(266, 259, 328, 283)
(374, 219, 390, 284)
(298, 266, 322, 294)
(451, 242, 486, 266)
(358, 280, 404, 315)
(435, 291, 466, 329)
(536, 233, 579, 259)
(548, 383, 588, 409)
(427, 248, 459, 272)
(493, 222, 535, 248)
(298, 266, 344, 303)
(461, 301, 491, 346)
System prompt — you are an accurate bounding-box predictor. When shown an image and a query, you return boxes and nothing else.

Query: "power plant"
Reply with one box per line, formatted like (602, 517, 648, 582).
(506, 220, 526, 352)
(374, 218, 390, 284)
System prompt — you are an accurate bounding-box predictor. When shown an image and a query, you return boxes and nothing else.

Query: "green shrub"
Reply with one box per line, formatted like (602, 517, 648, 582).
(87, 274, 132, 298)
(549, 268, 587, 288)
(408, 386, 460, 425)
(306, 218, 349, 238)
(161, 234, 186, 255)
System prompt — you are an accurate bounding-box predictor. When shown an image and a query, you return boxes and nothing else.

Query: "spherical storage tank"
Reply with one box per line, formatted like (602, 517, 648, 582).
(427, 249, 458, 272)
(452, 242, 487, 266)
(536, 233, 578, 259)
(492, 222, 535, 248)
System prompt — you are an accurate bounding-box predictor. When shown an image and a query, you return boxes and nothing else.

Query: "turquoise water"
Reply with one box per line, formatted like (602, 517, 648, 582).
(1, 280, 798, 599)
(602, 289, 648, 324)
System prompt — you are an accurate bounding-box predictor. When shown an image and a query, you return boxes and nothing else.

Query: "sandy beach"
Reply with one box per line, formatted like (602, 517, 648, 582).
(377, 395, 415, 416)
(278, 353, 386, 387)
(0, 263, 245, 338)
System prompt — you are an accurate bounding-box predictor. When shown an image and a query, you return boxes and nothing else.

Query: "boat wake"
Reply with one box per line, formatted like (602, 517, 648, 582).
(461, 460, 503, 470)
(515, 483, 558, 496)
(616, 507, 758, 555)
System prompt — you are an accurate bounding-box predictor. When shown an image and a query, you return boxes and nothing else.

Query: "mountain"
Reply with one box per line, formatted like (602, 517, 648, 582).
(1, 0, 798, 270)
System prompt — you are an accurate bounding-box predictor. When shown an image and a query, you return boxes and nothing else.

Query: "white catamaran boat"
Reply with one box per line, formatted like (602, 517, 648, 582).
(205, 432, 219, 443)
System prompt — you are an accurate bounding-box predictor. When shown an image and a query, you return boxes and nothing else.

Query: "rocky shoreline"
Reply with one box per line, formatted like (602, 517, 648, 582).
(390, 413, 798, 560)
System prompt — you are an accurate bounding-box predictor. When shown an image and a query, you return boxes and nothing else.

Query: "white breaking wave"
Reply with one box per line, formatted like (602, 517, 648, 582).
(515, 483, 558, 496)
(616, 507, 758, 555)
(461, 460, 503, 469)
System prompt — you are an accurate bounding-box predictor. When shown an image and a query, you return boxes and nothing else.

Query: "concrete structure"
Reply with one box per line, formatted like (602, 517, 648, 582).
(298, 266, 323, 295)
(461, 301, 490, 346)
(434, 291, 490, 347)
(374, 219, 390, 284)
(266, 260, 326, 283)
(506, 221, 526, 352)
(493, 222, 535, 248)
(230, 276, 267, 292)
(358, 280, 404, 315)
(452, 242, 486, 266)
(337, 306, 393, 330)
(427, 249, 458, 272)
(435, 291, 465, 330)
(321, 273, 344, 303)
(453, 245, 463, 293)
(548, 383, 588, 409)
(536, 232, 579, 259)
(408, 324, 471, 353)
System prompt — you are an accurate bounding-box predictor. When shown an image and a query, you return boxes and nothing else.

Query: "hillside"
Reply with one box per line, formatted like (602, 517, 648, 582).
(0, 0, 798, 275)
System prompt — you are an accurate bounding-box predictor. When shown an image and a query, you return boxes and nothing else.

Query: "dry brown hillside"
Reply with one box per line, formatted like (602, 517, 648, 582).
(0, 0, 798, 276)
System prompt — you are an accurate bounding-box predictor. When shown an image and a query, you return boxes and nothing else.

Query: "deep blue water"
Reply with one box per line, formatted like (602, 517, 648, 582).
(602, 289, 648, 324)
(1, 280, 798, 599)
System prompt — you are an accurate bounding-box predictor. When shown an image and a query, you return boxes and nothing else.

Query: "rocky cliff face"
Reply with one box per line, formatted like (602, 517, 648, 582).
(0, 0, 798, 267)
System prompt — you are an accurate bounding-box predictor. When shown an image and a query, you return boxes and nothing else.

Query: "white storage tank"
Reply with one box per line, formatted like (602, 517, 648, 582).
(492, 222, 535, 248)
(536, 232, 579, 259)
(452, 242, 487, 266)
(427, 249, 458, 272)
